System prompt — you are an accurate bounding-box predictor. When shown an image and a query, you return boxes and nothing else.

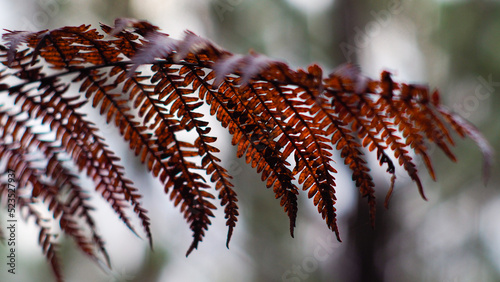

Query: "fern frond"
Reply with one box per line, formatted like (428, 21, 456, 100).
(0, 18, 493, 281)
(0, 142, 64, 281)
(18, 196, 64, 282)
(0, 107, 111, 265)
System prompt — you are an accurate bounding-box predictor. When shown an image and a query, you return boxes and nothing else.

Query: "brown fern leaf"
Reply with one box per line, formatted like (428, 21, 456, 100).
(0, 18, 493, 282)
(151, 62, 218, 255)
(0, 119, 112, 275)
(18, 196, 64, 282)
(251, 63, 340, 239)
(326, 68, 426, 204)
(6, 75, 149, 240)
(0, 143, 64, 281)
(0, 108, 110, 265)
(310, 74, 378, 223)
(103, 26, 232, 248)
(197, 65, 296, 237)
(44, 155, 111, 266)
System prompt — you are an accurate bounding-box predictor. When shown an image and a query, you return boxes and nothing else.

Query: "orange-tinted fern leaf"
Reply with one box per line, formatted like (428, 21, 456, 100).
(26, 25, 123, 68)
(329, 76, 426, 201)
(175, 54, 300, 236)
(162, 64, 240, 245)
(124, 25, 300, 240)
(218, 81, 301, 235)
(71, 68, 153, 245)
(245, 77, 340, 239)
(289, 63, 378, 226)
(333, 121, 377, 225)
(105, 49, 218, 254)
(149, 63, 217, 255)
(211, 79, 299, 236)
(0, 19, 493, 281)
(261, 65, 341, 238)
(361, 95, 426, 200)
(396, 83, 456, 162)
(375, 89, 436, 181)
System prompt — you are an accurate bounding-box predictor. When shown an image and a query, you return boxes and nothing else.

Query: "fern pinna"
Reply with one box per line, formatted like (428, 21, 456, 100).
(0, 18, 492, 281)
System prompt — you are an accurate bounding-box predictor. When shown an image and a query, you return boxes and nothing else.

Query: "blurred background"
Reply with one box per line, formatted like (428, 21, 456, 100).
(0, 0, 499, 281)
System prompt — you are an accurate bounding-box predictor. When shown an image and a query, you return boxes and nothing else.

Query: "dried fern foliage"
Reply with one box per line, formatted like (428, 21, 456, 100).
(0, 18, 492, 281)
